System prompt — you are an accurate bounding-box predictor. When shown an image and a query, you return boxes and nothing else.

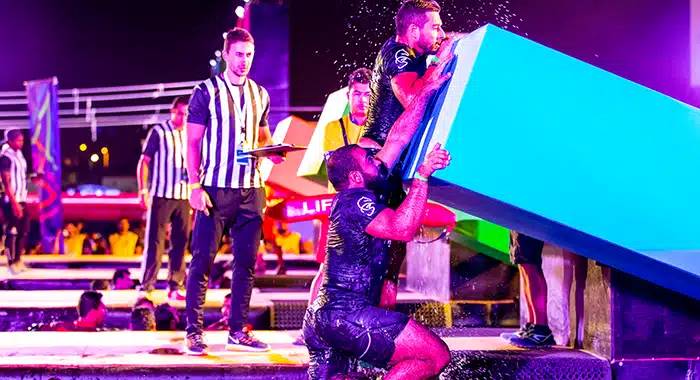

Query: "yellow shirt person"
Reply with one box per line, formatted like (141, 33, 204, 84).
(322, 114, 363, 154)
(108, 218, 139, 256)
(323, 114, 363, 193)
(275, 232, 303, 254)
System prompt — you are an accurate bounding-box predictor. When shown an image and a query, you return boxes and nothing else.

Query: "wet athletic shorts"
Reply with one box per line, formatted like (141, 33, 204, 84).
(303, 303, 409, 377)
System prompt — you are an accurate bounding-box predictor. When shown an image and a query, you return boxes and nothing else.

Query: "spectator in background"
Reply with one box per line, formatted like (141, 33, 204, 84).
(217, 234, 232, 255)
(137, 96, 191, 299)
(90, 279, 110, 291)
(133, 222, 146, 256)
(134, 296, 156, 312)
(206, 292, 232, 330)
(209, 260, 232, 289)
(64, 222, 87, 256)
(108, 218, 139, 256)
(1, 129, 30, 274)
(112, 269, 134, 290)
(130, 307, 156, 331)
(154, 303, 180, 331)
(321, 68, 371, 165)
(274, 222, 312, 255)
(39, 291, 107, 331)
(84, 232, 108, 255)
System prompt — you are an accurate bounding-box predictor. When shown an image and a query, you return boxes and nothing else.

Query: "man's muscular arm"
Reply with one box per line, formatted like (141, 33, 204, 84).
(186, 122, 205, 186)
(374, 69, 451, 170)
(365, 144, 450, 241)
(136, 155, 151, 209)
(366, 177, 428, 242)
(137, 128, 159, 209)
(187, 122, 213, 215)
(390, 41, 455, 107)
(186, 83, 216, 215)
(390, 72, 422, 108)
(256, 91, 284, 164)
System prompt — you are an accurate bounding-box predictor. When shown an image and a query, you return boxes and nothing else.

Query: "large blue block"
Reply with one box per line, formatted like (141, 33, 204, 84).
(405, 24, 700, 299)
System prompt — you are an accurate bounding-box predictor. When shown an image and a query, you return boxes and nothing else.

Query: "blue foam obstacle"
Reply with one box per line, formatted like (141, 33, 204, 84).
(403, 24, 700, 300)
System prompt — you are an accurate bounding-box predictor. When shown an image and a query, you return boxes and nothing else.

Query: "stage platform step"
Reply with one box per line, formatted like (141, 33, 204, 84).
(0, 253, 320, 270)
(0, 289, 517, 332)
(0, 330, 611, 380)
(443, 348, 611, 380)
(0, 267, 316, 290)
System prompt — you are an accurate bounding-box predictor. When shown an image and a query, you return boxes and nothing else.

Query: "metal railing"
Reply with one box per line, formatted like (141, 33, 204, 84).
(0, 80, 321, 138)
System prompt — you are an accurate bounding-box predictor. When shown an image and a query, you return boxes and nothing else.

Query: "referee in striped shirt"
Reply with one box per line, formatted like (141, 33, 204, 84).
(137, 96, 191, 300)
(184, 28, 283, 355)
(0, 129, 29, 274)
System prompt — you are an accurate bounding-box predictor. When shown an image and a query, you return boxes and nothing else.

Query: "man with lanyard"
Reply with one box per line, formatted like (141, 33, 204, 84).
(0, 129, 29, 275)
(360, 0, 454, 309)
(303, 68, 452, 379)
(136, 96, 191, 301)
(321, 68, 372, 160)
(184, 27, 283, 355)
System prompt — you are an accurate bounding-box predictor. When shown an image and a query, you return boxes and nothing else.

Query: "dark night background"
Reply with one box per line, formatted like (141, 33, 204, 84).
(0, 0, 697, 179)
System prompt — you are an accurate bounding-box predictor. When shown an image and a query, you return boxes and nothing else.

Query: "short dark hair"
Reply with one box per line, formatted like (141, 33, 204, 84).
(133, 296, 155, 311)
(327, 144, 364, 191)
(348, 68, 371, 89)
(171, 95, 189, 109)
(223, 27, 254, 52)
(5, 129, 22, 142)
(78, 291, 104, 318)
(112, 268, 131, 284)
(130, 307, 156, 331)
(395, 0, 441, 36)
(90, 279, 110, 291)
(154, 303, 178, 331)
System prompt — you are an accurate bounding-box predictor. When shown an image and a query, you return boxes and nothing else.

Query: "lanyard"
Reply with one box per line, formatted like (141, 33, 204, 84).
(338, 116, 350, 146)
(222, 73, 248, 148)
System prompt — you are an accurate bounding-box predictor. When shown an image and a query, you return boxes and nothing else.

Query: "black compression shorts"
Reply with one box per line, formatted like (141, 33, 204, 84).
(303, 303, 409, 379)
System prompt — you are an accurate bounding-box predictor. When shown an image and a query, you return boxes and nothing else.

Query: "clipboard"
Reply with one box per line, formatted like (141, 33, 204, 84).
(243, 143, 307, 157)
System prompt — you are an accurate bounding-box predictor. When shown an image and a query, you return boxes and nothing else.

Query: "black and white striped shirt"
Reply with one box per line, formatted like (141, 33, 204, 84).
(0, 147, 27, 203)
(187, 72, 270, 189)
(140, 120, 188, 200)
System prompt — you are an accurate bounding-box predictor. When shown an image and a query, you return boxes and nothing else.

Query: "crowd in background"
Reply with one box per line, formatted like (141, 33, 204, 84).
(62, 218, 142, 256)
(26, 266, 236, 333)
(26, 215, 314, 260)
